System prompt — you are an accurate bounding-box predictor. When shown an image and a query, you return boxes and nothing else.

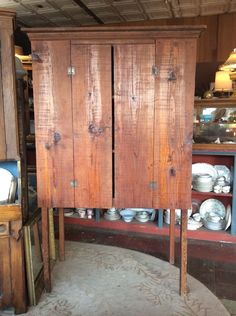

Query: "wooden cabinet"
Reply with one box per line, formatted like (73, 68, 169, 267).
(27, 26, 203, 211)
(26, 25, 203, 295)
(0, 9, 26, 315)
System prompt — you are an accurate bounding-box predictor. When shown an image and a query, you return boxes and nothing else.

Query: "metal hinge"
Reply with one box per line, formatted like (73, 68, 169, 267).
(67, 66, 75, 76)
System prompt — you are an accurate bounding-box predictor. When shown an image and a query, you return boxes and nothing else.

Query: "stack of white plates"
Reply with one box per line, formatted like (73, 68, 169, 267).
(104, 208, 120, 221)
(192, 174, 213, 192)
(202, 218, 226, 231)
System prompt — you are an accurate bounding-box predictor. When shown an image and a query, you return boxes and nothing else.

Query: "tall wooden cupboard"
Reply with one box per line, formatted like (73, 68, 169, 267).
(25, 25, 204, 295)
(0, 9, 26, 314)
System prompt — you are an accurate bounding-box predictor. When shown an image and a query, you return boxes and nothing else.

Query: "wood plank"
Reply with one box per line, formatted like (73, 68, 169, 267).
(24, 26, 205, 42)
(180, 209, 188, 296)
(0, 205, 21, 221)
(169, 209, 175, 265)
(0, 236, 12, 307)
(0, 58, 7, 159)
(41, 207, 51, 292)
(31, 40, 74, 207)
(153, 39, 197, 209)
(10, 220, 27, 314)
(217, 13, 236, 62)
(71, 44, 112, 208)
(0, 17, 19, 159)
(114, 44, 155, 208)
(58, 208, 65, 261)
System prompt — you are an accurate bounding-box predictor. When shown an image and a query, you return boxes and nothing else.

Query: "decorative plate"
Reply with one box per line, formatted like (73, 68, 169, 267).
(192, 163, 218, 181)
(214, 165, 231, 183)
(0, 168, 15, 204)
(225, 205, 232, 231)
(199, 198, 226, 219)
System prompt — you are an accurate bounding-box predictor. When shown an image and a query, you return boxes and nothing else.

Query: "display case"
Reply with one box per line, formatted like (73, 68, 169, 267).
(193, 98, 236, 145)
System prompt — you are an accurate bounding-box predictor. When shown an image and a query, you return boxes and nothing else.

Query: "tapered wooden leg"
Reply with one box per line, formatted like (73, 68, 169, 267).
(41, 207, 51, 292)
(49, 208, 56, 261)
(169, 209, 175, 265)
(180, 209, 188, 296)
(59, 208, 65, 261)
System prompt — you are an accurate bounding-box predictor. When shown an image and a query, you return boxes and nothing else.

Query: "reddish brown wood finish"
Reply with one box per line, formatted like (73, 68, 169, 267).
(169, 209, 175, 265)
(71, 44, 112, 208)
(153, 39, 197, 209)
(0, 237, 12, 307)
(59, 208, 65, 261)
(0, 12, 19, 160)
(31, 40, 74, 207)
(180, 209, 188, 296)
(26, 26, 202, 297)
(114, 44, 155, 208)
(41, 207, 51, 292)
(10, 221, 27, 314)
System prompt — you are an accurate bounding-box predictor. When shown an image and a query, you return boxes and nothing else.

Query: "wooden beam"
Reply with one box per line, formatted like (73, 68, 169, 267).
(0, 205, 21, 222)
(169, 209, 175, 264)
(73, 0, 104, 24)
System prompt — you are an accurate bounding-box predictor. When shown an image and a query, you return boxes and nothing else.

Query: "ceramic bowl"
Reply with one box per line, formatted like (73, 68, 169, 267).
(120, 209, 136, 222)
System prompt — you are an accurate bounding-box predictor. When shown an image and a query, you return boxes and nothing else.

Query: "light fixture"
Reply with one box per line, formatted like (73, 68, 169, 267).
(214, 70, 232, 97)
(220, 48, 236, 98)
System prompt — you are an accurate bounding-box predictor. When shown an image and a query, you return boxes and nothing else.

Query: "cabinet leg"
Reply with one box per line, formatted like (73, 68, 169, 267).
(180, 209, 188, 296)
(41, 207, 51, 292)
(169, 209, 175, 265)
(59, 208, 65, 261)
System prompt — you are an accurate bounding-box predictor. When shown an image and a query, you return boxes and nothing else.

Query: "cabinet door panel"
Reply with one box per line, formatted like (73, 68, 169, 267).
(32, 41, 74, 207)
(153, 39, 196, 209)
(72, 45, 112, 208)
(114, 44, 155, 208)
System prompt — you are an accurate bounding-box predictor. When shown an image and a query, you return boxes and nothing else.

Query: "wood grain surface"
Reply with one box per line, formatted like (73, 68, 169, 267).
(114, 44, 155, 208)
(0, 59, 6, 159)
(10, 221, 27, 314)
(0, 17, 19, 159)
(71, 44, 112, 208)
(0, 236, 12, 307)
(32, 40, 74, 207)
(153, 39, 196, 209)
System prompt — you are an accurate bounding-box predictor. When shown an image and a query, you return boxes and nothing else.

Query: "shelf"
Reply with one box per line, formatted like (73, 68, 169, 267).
(193, 143, 236, 152)
(0, 204, 21, 221)
(55, 215, 236, 243)
(192, 190, 232, 198)
(195, 98, 236, 107)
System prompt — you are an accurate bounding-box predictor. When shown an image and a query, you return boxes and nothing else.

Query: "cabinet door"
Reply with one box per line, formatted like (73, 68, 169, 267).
(153, 39, 197, 209)
(32, 41, 74, 207)
(71, 45, 112, 208)
(114, 44, 155, 208)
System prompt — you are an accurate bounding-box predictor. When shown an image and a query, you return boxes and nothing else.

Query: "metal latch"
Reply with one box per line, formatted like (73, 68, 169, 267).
(67, 66, 75, 76)
(149, 181, 157, 190)
(70, 180, 78, 187)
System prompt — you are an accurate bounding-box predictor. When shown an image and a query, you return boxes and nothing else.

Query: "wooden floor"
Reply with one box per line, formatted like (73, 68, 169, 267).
(55, 222, 236, 301)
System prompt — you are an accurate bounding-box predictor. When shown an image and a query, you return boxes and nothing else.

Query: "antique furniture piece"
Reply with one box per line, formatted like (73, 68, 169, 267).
(0, 9, 27, 314)
(25, 25, 204, 296)
(193, 98, 236, 236)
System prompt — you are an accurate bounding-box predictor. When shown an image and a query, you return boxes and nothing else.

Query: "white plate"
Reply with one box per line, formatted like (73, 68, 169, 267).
(192, 163, 218, 181)
(199, 198, 226, 219)
(0, 168, 15, 204)
(225, 205, 232, 230)
(214, 165, 231, 183)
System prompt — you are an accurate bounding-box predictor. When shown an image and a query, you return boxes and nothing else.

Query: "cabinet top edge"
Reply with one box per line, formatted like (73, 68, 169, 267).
(23, 24, 206, 40)
(0, 8, 16, 17)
